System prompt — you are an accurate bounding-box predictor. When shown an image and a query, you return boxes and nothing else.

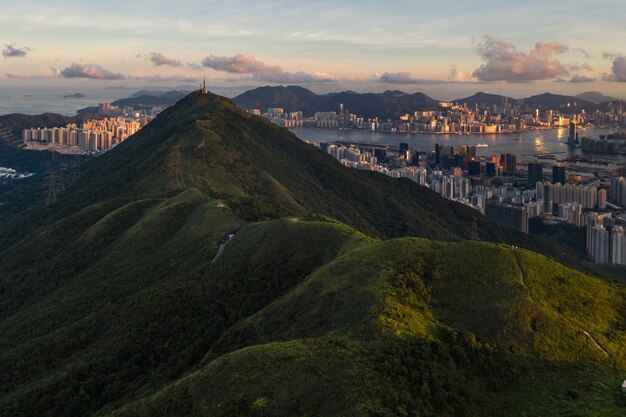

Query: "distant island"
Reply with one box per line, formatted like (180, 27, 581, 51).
(63, 93, 86, 99)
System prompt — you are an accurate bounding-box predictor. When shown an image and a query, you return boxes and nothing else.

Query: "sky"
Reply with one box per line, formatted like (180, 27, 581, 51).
(2, 0, 626, 99)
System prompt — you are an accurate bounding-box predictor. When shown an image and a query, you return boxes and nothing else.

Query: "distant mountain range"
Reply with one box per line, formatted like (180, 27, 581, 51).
(68, 86, 624, 120)
(573, 91, 617, 104)
(233, 85, 441, 119)
(77, 90, 189, 114)
(234, 86, 619, 118)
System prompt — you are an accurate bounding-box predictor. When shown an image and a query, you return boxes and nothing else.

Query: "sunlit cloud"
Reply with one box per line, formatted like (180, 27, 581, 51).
(201, 53, 336, 83)
(472, 35, 569, 82)
(147, 52, 182, 67)
(127, 73, 200, 83)
(60, 63, 126, 80)
(6, 68, 60, 79)
(447, 66, 476, 82)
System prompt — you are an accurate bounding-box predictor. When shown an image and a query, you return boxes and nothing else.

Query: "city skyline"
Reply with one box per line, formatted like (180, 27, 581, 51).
(3, 1, 626, 99)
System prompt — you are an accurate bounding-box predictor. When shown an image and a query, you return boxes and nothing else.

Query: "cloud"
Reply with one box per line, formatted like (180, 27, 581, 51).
(573, 48, 591, 58)
(202, 54, 280, 75)
(567, 62, 593, 72)
(256, 71, 335, 83)
(603, 52, 616, 60)
(147, 52, 182, 67)
(602, 56, 626, 82)
(128, 73, 200, 83)
(472, 35, 569, 82)
(60, 63, 126, 79)
(201, 53, 336, 83)
(554, 75, 596, 83)
(378, 72, 440, 84)
(2, 44, 30, 58)
(570, 75, 596, 83)
(447, 66, 476, 82)
(6, 68, 60, 79)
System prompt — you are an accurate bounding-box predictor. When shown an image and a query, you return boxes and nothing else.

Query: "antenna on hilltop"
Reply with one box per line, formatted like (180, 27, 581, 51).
(202, 74, 207, 94)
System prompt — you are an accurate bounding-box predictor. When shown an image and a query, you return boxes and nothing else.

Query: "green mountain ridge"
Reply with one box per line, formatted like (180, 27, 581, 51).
(234, 86, 442, 119)
(0, 91, 624, 416)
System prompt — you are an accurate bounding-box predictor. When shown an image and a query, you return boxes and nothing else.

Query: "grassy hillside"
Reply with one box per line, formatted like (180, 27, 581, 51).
(105, 238, 626, 417)
(1, 199, 624, 416)
(1, 91, 624, 416)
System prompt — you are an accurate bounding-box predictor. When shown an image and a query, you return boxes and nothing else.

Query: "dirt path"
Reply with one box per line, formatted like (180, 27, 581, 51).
(212, 233, 235, 264)
(513, 250, 613, 361)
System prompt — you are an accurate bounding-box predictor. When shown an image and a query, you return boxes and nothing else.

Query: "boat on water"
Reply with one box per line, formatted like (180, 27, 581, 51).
(476, 143, 489, 147)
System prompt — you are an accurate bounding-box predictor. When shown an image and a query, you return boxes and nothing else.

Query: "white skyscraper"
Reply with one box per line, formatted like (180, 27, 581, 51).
(611, 226, 626, 265)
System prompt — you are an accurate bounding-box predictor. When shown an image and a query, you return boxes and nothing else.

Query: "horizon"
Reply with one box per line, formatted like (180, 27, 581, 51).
(1, 83, 622, 103)
(3, 1, 626, 99)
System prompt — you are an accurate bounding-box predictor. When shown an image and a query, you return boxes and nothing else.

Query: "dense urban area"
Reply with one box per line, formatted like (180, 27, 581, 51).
(21, 102, 163, 153)
(249, 98, 626, 155)
(247, 98, 626, 265)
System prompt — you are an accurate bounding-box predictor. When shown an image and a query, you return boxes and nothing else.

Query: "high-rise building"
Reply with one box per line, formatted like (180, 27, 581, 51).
(468, 161, 481, 176)
(399, 143, 410, 160)
(552, 165, 566, 184)
(610, 177, 626, 206)
(486, 162, 496, 177)
(587, 214, 598, 257)
(598, 189, 607, 210)
(485, 201, 529, 234)
(528, 162, 543, 186)
(611, 226, 626, 265)
(435, 144, 453, 165)
(411, 151, 421, 166)
(568, 121, 577, 145)
(501, 153, 517, 176)
(593, 225, 610, 263)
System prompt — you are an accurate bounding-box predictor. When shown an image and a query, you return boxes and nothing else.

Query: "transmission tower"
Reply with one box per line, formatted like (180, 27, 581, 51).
(167, 146, 186, 191)
(45, 171, 64, 206)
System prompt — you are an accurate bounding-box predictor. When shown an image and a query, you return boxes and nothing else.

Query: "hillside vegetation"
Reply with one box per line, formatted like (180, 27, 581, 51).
(0, 91, 624, 416)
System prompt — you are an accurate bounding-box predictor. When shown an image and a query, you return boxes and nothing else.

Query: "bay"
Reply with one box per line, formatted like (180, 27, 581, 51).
(290, 127, 626, 167)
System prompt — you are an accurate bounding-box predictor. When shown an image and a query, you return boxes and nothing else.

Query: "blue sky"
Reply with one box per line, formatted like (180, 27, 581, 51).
(2, 0, 626, 98)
